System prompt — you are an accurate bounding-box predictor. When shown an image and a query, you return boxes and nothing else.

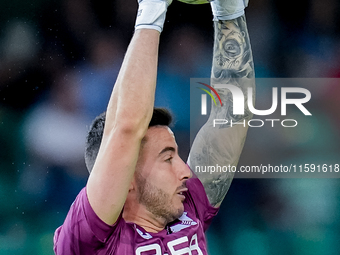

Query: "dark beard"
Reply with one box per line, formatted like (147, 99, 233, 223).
(136, 173, 183, 224)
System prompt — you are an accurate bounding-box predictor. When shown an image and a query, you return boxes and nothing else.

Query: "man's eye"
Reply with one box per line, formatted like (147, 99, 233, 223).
(166, 157, 173, 162)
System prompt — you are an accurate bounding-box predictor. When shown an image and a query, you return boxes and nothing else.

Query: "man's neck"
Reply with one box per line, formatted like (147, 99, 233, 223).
(123, 203, 167, 233)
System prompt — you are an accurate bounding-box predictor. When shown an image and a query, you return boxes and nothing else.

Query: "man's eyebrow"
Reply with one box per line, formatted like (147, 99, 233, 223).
(159, 146, 176, 155)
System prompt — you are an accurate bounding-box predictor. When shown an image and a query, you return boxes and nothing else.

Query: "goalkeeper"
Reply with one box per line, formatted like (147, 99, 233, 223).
(53, 0, 254, 254)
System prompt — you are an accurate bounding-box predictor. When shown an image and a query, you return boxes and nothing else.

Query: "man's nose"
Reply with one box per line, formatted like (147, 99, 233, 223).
(177, 158, 191, 180)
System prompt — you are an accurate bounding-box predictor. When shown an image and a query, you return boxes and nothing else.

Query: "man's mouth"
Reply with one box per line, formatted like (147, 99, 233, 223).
(176, 188, 188, 199)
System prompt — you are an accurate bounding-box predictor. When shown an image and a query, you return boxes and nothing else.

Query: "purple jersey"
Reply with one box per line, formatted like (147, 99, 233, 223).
(54, 175, 219, 254)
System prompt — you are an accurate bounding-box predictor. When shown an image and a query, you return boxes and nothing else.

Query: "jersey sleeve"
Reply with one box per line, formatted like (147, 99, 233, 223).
(53, 187, 122, 255)
(184, 170, 219, 232)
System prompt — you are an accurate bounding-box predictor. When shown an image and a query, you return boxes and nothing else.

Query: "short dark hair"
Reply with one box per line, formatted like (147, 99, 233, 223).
(85, 108, 173, 173)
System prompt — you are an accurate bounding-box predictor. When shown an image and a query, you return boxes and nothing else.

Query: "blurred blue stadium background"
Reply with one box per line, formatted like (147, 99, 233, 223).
(1, 0, 340, 254)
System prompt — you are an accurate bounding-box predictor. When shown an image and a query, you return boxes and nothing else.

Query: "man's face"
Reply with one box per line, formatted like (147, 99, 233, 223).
(134, 126, 191, 223)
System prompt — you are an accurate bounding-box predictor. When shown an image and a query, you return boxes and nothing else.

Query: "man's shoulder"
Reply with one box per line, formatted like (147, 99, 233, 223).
(53, 187, 127, 254)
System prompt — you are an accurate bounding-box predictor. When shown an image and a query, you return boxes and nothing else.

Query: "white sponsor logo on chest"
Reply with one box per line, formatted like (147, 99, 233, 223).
(170, 212, 197, 233)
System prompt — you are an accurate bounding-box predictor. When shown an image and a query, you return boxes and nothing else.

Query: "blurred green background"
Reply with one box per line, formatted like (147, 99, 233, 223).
(1, 0, 340, 254)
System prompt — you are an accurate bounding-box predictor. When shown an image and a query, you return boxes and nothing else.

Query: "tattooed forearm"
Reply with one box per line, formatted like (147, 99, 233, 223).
(188, 15, 255, 207)
(212, 16, 254, 81)
(210, 15, 255, 124)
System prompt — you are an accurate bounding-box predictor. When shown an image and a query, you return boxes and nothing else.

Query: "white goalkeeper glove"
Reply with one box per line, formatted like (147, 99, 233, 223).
(210, 0, 248, 21)
(135, 0, 172, 33)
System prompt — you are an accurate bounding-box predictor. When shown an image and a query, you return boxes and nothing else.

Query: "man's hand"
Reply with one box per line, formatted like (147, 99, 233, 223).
(135, 0, 173, 32)
(210, 0, 248, 21)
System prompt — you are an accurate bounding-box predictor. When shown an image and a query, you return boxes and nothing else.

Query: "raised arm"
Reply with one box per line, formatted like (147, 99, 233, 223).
(187, 1, 255, 207)
(86, 0, 171, 225)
